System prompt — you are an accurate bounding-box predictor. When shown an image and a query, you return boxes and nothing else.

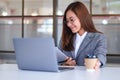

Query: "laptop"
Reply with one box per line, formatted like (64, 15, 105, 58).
(13, 37, 74, 72)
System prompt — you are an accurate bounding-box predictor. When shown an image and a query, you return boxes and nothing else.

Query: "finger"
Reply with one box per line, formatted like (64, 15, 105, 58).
(94, 60, 100, 70)
(67, 57, 72, 61)
(65, 57, 72, 63)
(71, 60, 76, 65)
(69, 60, 76, 66)
(64, 59, 76, 66)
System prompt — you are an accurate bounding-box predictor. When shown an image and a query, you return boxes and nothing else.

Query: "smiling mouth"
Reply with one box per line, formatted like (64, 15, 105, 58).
(71, 27, 76, 31)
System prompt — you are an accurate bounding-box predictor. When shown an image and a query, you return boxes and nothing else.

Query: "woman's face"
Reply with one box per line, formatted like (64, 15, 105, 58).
(66, 10, 82, 34)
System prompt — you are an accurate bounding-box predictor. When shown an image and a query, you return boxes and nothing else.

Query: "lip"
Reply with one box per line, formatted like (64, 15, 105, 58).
(71, 27, 77, 32)
(70, 26, 76, 30)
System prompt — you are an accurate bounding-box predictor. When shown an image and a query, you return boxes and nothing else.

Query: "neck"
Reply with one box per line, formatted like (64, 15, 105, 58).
(78, 28, 85, 36)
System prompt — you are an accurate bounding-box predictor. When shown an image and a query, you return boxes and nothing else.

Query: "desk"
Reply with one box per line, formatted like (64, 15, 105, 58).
(0, 64, 120, 80)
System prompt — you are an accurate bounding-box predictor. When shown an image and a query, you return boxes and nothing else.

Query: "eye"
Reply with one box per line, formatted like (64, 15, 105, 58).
(65, 17, 76, 24)
(70, 19, 74, 22)
(70, 17, 76, 22)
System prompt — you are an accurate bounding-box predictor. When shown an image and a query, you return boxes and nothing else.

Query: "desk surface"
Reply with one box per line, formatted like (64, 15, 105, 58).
(0, 64, 120, 80)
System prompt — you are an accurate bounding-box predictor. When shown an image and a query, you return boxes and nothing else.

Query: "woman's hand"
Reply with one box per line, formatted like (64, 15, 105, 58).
(94, 60, 101, 70)
(62, 57, 76, 66)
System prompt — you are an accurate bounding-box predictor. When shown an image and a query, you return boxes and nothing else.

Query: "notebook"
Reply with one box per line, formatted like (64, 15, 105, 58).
(13, 37, 74, 72)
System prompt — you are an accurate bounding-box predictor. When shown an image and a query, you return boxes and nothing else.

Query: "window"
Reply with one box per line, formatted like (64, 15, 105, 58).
(0, 0, 120, 56)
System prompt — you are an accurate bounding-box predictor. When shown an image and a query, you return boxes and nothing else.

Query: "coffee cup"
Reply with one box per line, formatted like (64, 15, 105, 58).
(84, 54, 97, 71)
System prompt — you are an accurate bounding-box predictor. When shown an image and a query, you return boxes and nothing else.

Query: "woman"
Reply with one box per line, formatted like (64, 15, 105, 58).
(58, 1, 107, 70)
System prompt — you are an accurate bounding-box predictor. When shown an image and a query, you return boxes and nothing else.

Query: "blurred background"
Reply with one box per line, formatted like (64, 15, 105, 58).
(0, 0, 120, 66)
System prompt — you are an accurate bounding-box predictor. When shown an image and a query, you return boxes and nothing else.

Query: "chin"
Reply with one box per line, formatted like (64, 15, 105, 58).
(72, 31, 77, 33)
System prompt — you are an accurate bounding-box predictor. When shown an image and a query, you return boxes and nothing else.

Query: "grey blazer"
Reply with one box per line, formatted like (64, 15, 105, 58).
(58, 32, 107, 67)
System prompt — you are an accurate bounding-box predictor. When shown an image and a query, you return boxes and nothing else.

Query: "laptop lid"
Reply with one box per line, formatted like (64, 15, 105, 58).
(13, 37, 59, 72)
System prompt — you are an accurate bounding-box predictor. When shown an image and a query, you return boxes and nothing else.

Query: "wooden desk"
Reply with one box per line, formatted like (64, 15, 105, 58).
(0, 64, 120, 80)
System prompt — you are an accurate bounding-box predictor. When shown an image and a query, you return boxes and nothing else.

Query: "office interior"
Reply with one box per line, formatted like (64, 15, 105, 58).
(0, 0, 120, 67)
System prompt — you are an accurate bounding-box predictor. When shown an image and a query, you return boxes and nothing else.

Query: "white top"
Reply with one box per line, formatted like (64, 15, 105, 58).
(0, 64, 120, 80)
(75, 32, 87, 57)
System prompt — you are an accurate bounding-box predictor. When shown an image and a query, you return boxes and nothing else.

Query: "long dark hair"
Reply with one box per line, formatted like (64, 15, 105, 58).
(61, 1, 100, 51)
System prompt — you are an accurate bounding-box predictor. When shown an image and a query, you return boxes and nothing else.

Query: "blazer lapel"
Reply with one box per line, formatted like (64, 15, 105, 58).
(76, 33, 94, 59)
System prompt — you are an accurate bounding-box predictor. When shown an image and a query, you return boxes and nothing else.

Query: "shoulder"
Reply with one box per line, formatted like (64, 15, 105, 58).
(87, 32, 106, 41)
(88, 32, 105, 38)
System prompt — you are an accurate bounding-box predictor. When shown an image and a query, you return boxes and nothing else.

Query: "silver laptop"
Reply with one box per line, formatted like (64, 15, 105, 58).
(13, 37, 74, 72)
